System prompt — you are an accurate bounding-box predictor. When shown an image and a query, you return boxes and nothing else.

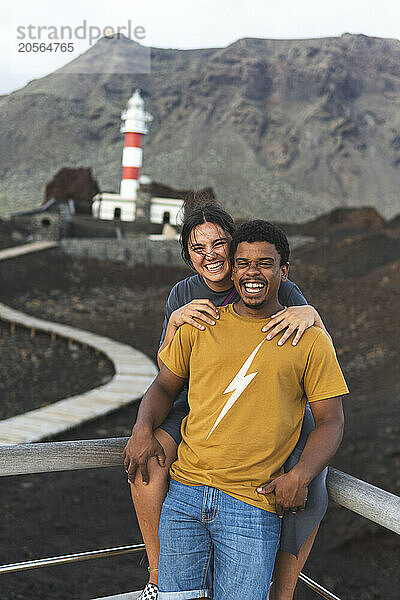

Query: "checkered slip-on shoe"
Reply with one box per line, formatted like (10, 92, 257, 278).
(137, 582, 158, 600)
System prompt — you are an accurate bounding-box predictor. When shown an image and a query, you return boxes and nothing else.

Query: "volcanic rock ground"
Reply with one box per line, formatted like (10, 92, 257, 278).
(0, 219, 27, 250)
(0, 224, 399, 600)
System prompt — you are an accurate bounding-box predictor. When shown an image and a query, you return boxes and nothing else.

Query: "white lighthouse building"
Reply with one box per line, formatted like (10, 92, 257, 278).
(92, 90, 184, 225)
(119, 90, 152, 201)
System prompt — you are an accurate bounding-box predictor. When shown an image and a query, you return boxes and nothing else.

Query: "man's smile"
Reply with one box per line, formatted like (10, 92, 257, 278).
(240, 279, 268, 296)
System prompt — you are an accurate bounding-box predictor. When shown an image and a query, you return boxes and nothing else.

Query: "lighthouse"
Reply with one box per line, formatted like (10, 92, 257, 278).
(92, 90, 185, 225)
(120, 90, 153, 200)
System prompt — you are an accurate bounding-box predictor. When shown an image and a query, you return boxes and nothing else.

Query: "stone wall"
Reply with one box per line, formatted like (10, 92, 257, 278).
(60, 235, 311, 267)
(60, 237, 184, 266)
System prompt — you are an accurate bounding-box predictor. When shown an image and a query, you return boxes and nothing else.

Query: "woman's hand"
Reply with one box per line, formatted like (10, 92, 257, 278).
(262, 305, 321, 346)
(169, 299, 219, 332)
(157, 300, 220, 368)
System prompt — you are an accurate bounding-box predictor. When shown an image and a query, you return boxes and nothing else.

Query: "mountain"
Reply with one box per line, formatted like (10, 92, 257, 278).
(1, 33, 400, 221)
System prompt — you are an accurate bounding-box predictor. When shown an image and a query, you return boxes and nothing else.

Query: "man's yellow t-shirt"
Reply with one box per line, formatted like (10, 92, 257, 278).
(159, 304, 349, 513)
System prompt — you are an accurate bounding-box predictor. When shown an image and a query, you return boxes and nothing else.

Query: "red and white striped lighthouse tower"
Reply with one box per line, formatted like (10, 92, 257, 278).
(120, 90, 152, 199)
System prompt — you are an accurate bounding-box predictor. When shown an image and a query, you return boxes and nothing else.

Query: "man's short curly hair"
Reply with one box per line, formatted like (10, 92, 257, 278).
(230, 220, 290, 266)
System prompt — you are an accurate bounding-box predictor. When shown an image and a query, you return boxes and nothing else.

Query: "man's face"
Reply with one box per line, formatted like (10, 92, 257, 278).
(232, 241, 289, 308)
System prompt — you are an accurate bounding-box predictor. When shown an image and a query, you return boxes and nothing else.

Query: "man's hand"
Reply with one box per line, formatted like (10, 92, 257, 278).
(257, 471, 308, 518)
(122, 367, 185, 476)
(257, 396, 344, 517)
(262, 305, 322, 346)
(123, 426, 166, 485)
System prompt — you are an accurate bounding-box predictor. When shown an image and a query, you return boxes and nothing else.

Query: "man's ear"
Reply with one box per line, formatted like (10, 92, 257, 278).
(281, 263, 289, 282)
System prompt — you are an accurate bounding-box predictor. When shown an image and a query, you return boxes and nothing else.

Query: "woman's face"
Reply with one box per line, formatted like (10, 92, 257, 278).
(188, 222, 233, 291)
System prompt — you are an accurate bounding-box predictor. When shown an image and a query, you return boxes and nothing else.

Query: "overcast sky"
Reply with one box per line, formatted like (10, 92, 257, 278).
(1, 0, 400, 94)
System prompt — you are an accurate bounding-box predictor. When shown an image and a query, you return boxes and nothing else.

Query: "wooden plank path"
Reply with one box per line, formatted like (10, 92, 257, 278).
(0, 240, 58, 261)
(0, 242, 158, 445)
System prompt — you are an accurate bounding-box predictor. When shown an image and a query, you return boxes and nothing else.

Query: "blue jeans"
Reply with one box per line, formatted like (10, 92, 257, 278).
(158, 479, 281, 600)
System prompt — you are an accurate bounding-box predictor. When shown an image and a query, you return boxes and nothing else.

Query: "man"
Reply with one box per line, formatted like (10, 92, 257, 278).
(124, 220, 349, 600)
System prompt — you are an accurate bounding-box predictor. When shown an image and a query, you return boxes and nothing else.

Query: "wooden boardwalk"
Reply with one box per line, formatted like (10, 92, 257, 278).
(0, 240, 58, 261)
(0, 242, 157, 445)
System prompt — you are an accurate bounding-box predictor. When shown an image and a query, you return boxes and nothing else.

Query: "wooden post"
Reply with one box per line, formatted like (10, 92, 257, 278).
(30, 327, 36, 339)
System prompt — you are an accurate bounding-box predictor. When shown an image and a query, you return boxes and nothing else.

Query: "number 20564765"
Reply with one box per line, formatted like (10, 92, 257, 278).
(18, 42, 74, 52)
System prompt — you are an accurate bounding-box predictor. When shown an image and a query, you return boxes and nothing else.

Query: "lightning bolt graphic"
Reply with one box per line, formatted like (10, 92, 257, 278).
(206, 337, 267, 440)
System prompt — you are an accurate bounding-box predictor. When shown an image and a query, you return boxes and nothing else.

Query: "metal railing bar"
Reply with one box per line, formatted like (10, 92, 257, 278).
(0, 438, 128, 476)
(0, 544, 340, 600)
(298, 573, 341, 600)
(327, 468, 400, 535)
(0, 543, 145, 574)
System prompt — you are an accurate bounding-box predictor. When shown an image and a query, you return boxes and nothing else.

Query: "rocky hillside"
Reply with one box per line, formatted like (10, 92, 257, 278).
(1, 33, 400, 220)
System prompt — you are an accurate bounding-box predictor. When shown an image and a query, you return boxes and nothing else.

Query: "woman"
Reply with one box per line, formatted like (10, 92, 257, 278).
(126, 204, 329, 600)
